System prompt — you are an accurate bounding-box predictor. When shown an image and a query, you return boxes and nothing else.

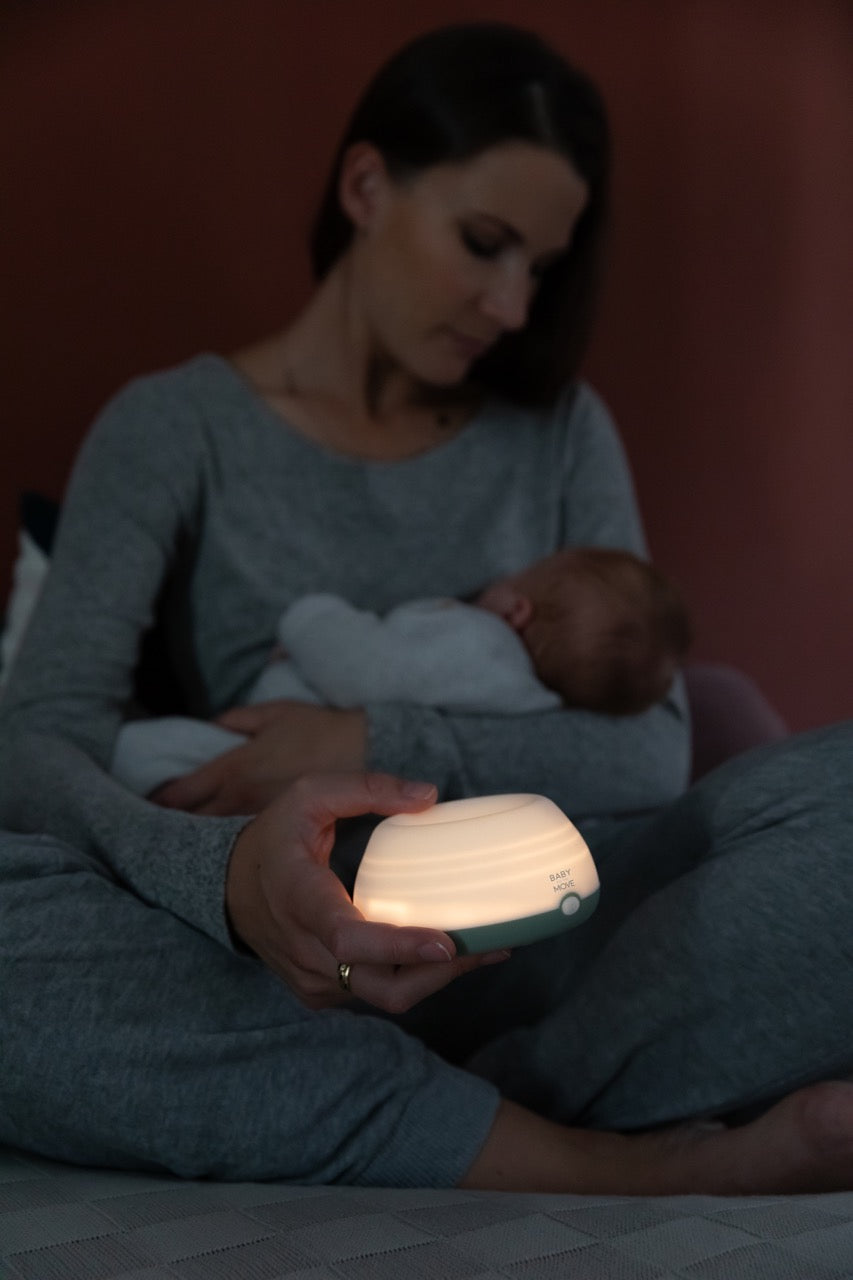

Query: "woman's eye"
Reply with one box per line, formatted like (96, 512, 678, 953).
(530, 253, 561, 283)
(461, 229, 503, 259)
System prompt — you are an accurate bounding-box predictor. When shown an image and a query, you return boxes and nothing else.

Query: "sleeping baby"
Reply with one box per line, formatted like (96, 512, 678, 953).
(112, 546, 691, 796)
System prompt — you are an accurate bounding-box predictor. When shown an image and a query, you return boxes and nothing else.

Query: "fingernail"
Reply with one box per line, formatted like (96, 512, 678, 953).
(480, 949, 512, 964)
(402, 781, 437, 800)
(417, 941, 453, 962)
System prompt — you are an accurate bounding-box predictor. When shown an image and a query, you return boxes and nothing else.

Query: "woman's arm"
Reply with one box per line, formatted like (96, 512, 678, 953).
(0, 375, 249, 946)
(366, 690, 689, 820)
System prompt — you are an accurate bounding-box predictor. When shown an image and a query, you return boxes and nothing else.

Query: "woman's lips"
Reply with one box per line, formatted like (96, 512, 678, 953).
(446, 328, 495, 359)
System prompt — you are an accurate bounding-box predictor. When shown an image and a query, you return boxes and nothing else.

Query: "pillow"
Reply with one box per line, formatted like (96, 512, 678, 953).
(0, 495, 56, 685)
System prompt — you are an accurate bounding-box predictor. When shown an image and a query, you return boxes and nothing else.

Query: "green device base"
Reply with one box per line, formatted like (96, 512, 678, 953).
(447, 887, 600, 956)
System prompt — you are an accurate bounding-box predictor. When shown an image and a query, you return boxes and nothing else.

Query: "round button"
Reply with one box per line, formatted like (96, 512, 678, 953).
(560, 893, 581, 916)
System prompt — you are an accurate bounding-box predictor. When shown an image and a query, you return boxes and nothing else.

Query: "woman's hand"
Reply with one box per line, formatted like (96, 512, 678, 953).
(152, 701, 366, 815)
(225, 771, 509, 1012)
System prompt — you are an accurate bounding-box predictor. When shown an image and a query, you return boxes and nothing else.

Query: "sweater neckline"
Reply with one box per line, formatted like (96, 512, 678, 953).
(199, 352, 497, 471)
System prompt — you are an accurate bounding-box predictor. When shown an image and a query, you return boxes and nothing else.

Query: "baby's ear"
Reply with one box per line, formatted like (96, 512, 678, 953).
(504, 593, 533, 632)
(476, 583, 533, 630)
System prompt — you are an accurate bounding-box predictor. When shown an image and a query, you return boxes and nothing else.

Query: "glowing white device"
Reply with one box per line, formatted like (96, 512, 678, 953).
(353, 793, 599, 954)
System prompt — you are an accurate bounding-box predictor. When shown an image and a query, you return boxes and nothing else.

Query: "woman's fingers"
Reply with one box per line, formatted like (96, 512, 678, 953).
(319, 911, 458, 969)
(153, 736, 398, 818)
(284, 864, 511, 1013)
(215, 701, 298, 735)
(344, 950, 511, 1014)
(289, 770, 438, 827)
(265, 912, 510, 1014)
(151, 762, 222, 811)
(281, 845, 458, 969)
(283, 778, 446, 976)
(224, 769, 506, 1015)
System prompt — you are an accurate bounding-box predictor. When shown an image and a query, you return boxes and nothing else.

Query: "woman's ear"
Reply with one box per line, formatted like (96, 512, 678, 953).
(338, 142, 390, 230)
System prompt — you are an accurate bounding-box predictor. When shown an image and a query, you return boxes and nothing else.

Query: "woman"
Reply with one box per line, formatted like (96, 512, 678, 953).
(1, 22, 851, 1193)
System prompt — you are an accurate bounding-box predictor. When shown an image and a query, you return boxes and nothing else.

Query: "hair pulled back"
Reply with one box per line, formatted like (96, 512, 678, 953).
(309, 23, 611, 405)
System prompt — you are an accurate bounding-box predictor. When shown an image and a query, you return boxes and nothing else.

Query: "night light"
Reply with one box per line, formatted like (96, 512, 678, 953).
(353, 793, 600, 955)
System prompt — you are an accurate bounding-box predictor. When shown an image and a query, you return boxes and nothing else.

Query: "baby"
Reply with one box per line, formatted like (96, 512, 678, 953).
(476, 545, 691, 715)
(112, 546, 691, 796)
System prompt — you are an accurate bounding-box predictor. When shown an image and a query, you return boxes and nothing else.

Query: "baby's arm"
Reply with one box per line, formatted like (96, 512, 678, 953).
(279, 594, 559, 713)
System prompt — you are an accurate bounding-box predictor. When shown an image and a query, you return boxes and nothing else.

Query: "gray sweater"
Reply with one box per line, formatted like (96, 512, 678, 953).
(0, 354, 689, 948)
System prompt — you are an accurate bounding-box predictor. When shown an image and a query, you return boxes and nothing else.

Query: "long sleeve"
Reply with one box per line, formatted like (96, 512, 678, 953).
(366, 691, 688, 820)
(0, 376, 249, 947)
(365, 386, 691, 819)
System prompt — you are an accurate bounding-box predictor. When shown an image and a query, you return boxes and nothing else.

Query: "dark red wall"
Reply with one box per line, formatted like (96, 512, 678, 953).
(2, 0, 852, 729)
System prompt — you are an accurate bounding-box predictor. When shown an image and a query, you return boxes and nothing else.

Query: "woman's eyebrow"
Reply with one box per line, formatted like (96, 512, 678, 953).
(466, 212, 570, 261)
(466, 212, 522, 242)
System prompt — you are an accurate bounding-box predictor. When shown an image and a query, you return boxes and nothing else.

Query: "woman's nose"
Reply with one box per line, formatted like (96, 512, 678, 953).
(480, 269, 532, 331)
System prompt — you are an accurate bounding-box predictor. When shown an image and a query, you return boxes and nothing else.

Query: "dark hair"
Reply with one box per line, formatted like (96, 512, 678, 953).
(309, 23, 611, 405)
(537, 549, 693, 713)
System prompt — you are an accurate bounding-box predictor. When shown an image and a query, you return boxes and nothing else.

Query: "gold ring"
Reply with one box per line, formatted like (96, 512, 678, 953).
(336, 961, 352, 993)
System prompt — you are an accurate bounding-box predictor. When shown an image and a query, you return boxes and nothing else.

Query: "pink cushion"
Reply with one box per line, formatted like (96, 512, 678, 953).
(685, 662, 788, 781)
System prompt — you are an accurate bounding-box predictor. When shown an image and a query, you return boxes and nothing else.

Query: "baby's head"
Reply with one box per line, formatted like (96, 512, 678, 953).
(476, 547, 692, 713)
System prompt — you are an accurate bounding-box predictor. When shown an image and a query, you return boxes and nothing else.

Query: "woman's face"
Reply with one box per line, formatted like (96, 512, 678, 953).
(343, 141, 589, 387)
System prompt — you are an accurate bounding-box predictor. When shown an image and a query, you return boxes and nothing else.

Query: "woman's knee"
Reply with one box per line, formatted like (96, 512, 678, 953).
(687, 720, 853, 851)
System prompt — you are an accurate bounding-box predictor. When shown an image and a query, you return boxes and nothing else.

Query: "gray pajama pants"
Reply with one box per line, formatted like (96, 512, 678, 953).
(1, 722, 852, 1186)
